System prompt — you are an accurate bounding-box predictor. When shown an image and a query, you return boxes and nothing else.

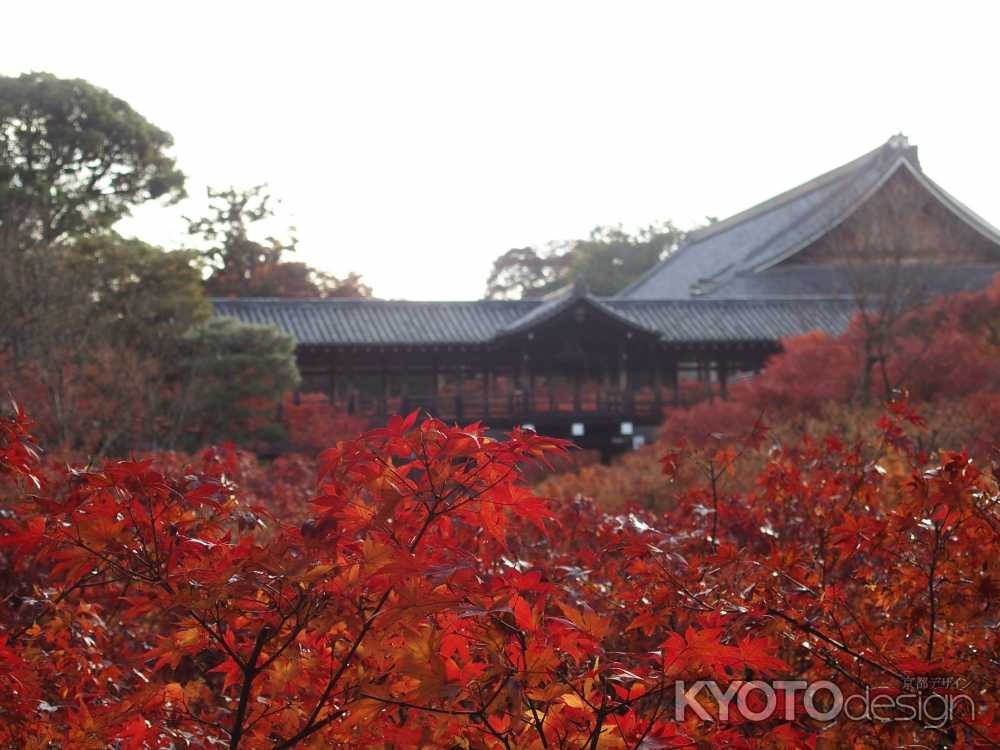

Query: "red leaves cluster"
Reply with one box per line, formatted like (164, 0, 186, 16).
(0, 401, 41, 488)
(661, 273, 1000, 455)
(281, 392, 368, 455)
(0, 399, 997, 748)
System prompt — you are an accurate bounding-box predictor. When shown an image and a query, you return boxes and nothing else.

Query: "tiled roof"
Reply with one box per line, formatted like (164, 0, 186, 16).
(212, 298, 537, 345)
(605, 299, 856, 342)
(621, 135, 1000, 300)
(213, 296, 857, 346)
(496, 277, 655, 338)
(690, 264, 1000, 300)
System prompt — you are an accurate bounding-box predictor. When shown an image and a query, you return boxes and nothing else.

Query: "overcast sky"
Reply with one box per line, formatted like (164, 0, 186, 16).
(5, 2, 999, 299)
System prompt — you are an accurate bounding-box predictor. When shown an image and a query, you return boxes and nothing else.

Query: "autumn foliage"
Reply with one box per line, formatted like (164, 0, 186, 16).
(1, 387, 998, 749)
(660, 273, 1000, 456)
(281, 393, 368, 455)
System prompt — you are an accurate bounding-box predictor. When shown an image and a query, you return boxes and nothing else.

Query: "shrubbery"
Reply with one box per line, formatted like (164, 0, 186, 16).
(1, 392, 997, 748)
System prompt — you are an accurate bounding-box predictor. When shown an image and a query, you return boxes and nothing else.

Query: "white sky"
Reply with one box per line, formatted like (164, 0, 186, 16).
(5, 1, 999, 299)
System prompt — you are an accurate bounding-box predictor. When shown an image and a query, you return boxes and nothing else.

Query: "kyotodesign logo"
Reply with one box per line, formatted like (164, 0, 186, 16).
(673, 678, 975, 729)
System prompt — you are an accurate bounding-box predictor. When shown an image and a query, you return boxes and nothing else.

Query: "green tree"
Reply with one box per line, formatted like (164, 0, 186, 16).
(0, 71, 185, 254)
(72, 235, 212, 356)
(1, 233, 212, 454)
(484, 221, 686, 299)
(0, 71, 187, 360)
(0, 74, 303, 455)
(191, 185, 372, 298)
(484, 246, 571, 300)
(6, 233, 302, 454)
(173, 317, 301, 449)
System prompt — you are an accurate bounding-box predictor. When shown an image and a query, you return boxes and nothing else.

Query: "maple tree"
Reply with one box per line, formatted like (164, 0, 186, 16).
(280, 392, 368, 455)
(657, 272, 1000, 458)
(1, 387, 998, 749)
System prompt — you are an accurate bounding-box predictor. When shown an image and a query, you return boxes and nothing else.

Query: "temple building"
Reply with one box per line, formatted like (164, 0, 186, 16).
(214, 135, 1000, 455)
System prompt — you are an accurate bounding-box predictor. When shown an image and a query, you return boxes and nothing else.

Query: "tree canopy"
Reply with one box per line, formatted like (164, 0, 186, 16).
(0, 72, 185, 253)
(0, 73, 312, 455)
(191, 184, 372, 299)
(174, 317, 301, 449)
(485, 221, 686, 299)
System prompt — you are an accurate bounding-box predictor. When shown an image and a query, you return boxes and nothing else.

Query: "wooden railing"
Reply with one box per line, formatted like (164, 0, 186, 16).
(340, 386, 668, 424)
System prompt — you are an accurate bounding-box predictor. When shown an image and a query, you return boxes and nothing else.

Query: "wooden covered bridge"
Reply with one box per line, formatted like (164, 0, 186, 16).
(215, 135, 1000, 455)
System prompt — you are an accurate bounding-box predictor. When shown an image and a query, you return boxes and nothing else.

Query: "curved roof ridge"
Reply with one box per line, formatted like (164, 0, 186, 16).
(497, 284, 657, 338)
(686, 139, 892, 244)
(619, 136, 920, 300)
(738, 154, 909, 274)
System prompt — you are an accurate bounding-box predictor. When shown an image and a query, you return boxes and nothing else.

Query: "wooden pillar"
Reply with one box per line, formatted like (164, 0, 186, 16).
(326, 349, 336, 400)
(671, 356, 681, 407)
(602, 361, 612, 412)
(704, 353, 713, 403)
(483, 356, 492, 420)
(617, 340, 629, 414)
(617, 342, 627, 390)
(431, 357, 439, 415)
(652, 346, 663, 412)
(456, 364, 465, 421)
(380, 364, 388, 417)
(517, 346, 529, 417)
(400, 358, 409, 414)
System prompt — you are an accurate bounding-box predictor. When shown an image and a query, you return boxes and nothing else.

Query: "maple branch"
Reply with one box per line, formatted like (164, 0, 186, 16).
(357, 693, 479, 716)
(271, 500, 440, 749)
(707, 461, 720, 552)
(502, 613, 550, 749)
(629, 660, 669, 750)
(479, 718, 514, 750)
(227, 624, 271, 750)
(243, 700, 292, 735)
(926, 520, 941, 662)
(189, 611, 246, 671)
(8, 564, 111, 641)
(256, 604, 314, 673)
(766, 607, 905, 681)
(525, 694, 550, 749)
(586, 677, 609, 750)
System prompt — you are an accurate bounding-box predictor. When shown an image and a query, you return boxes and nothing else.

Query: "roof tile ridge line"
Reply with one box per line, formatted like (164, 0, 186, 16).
(682, 138, 891, 244)
(689, 159, 894, 295)
(605, 296, 850, 305)
(496, 292, 659, 338)
(703, 296, 860, 303)
(497, 286, 580, 333)
(584, 296, 661, 335)
(213, 296, 389, 303)
(619, 138, 891, 298)
(211, 297, 542, 305)
(749, 155, 925, 274)
(729, 152, 903, 276)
